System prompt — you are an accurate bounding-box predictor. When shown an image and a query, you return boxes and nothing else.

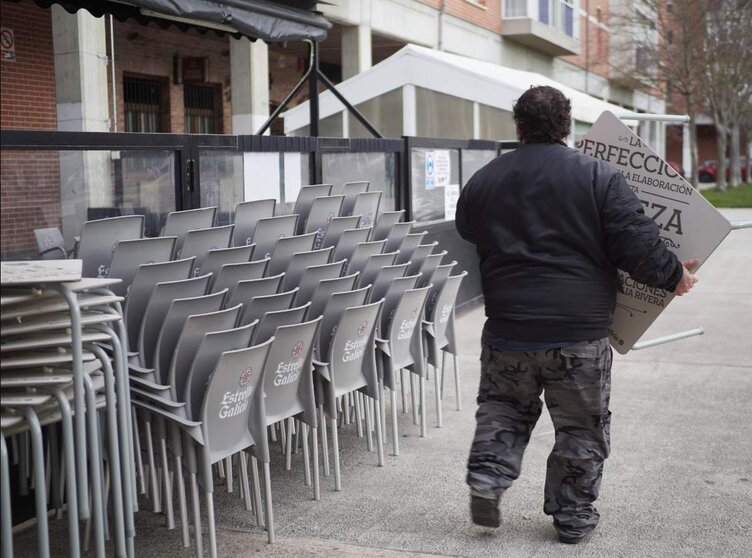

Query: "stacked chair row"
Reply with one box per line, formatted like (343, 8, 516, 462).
(18, 181, 466, 558)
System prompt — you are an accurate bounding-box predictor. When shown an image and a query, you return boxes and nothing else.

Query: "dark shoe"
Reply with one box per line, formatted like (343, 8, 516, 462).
(470, 492, 501, 528)
(557, 532, 586, 544)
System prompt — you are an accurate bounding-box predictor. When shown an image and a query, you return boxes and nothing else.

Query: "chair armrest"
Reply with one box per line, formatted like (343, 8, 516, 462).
(130, 376, 171, 392)
(128, 363, 154, 376)
(313, 359, 331, 382)
(131, 386, 184, 410)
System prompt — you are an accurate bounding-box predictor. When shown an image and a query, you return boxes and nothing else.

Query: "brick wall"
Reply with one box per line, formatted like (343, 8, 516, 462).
(445, 0, 502, 34)
(561, 1, 610, 80)
(0, 1, 61, 259)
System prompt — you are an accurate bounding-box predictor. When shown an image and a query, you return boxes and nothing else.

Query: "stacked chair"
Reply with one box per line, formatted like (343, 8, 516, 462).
(17, 180, 468, 557)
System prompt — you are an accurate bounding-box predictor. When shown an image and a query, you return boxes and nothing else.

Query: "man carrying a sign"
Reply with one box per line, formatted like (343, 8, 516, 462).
(455, 86, 698, 544)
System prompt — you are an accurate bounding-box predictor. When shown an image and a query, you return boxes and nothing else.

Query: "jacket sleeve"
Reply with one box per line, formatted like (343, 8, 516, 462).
(455, 181, 476, 244)
(601, 173, 683, 292)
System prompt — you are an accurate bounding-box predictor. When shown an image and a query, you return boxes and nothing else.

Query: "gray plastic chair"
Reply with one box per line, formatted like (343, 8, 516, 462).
(319, 216, 361, 250)
(239, 288, 298, 327)
(212, 259, 269, 295)
(305, 195, 344, 241)
(202, 245, 254, 287)
(308, 272, 360, 320)
(316, 286, 371, 358)
(254, 302, 311, 344)
(233, 199, 275, 247)
(357, 252, 399, 289)
(124, 258, 195, 353)
(266, 232, 317, 276)
(78, 215, 145, 278)
(108, 236, 176, 297)
(331, 227, 372, 263)
(349, 191, 381, 229)
(163, 207, 217, 255)
(340, 181, 369, 216)
(251, 215, 298, 261)
(422, 261, 457, 302)
(368, 263, 409, 304)
(414, 250, 446, 285)
(384, 221, 415, 253)
(281, 248, 333, 292)
(178, 225, 234, 273)
(226, 273, 284, 309)
(292, 184, 333, 233)
(345, 240, 386, 276)
(33, 227, 67, 259)
(371, 210, 405, 241)
(394, 232, 428, 265)
(296, 260, 347, 304)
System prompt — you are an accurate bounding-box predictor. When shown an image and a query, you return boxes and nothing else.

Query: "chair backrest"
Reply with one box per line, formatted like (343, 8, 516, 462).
(212, 259, 268, 295)
(357, 252, 398, 290)
(254, 302, 311, 345)
(394, 232, 428, 265)
(331, 227, 372, 263)
(415, 250, 446, 286)
(308, 272, 359, 319)
(292, 184, 333, 233)
(340, 181, 369, 216)
(385, 285, 431, 370)
(368, 263, 409, 304)
(168, 305, 244, 401)
(108, 236, 176, 297)
(154, 290, 227, 385)
(201, 337, 273, 463)
(202, 245, 254, 287)
(33, 227, 66, 259)
(183, 321, 255, 421)
(346, 240, 386, 276)
(296, 259, 346, 305)
(380, 274, 421, 335)
(384, 221, 414, 253)
(178, 225, 234, 273)
(320, 216, 361, 250)
(371, 210, 404, 241)
(422, 261, 456, 302)
(266, 232, 317, 276)
(233, 199, 275, 247)
(251, 215, 298, 261)
(305, 195, 344, 245)
(227, 273, 284, 308)
(78, 215, 145, 277)
(240, 288, 298, 327)
(124, 258, 195, 352)
(259, 317, 321, 426)
(280, 247, 333, 293)
(349, 191, 381, 228)
(318, 285, 371, 358)
(163, 207, 216, 254)
(426, 272, 467, 350)
(405, 243, 438, 276)
(138, 274, 212, 368)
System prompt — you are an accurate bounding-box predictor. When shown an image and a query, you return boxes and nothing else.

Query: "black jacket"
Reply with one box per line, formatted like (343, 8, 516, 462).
(455, 142, 683, 342)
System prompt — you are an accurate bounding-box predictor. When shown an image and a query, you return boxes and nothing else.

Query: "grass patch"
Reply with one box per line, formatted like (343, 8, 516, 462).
(701, 183, 752, 208)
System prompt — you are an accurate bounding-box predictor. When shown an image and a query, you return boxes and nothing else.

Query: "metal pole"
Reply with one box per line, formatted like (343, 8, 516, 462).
(730, 221, 752, 230)
(631, 327, 704, 350)
(316, 70, 383, 138)
(308, 42, 320, 138)
(110, 15, 117, 132)
(618, 113, 690, 123)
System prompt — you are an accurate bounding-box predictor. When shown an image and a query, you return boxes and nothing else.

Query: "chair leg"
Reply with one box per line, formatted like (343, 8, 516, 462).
(83, 376, 105, 557)
(144, 420, 160, 511)
(400, 369, 408, 414)
(433, 363, 443, 428)
(318, 406, 330, 477)
(24, 409, 50, 558)
(311, 427, 320, 501)
(440, 350, 447, 400)
(225, 456, 233, 494)
(301, 423, 311, 487)
(454, 354, 462, 411)
(239, 454, 252, 512)
(1, 434, 14, 558)
(262, 462, 275, 544)
(374, 397, 385, 467)
(354, 394, 364, 438)
(189, 473, 204, 558)
(175, 455, 191, 547)
(250, 456, 264, 527)
(330, 418, 342, 492)
(364, 396, 374, 453)
(285, 418, 294, 471)
(132, 408, 146, 495)
(278, 421, 286, 454)
(390, 387, 400, 456)
(410, 373, 419, 425)
(160, 438, 176, 530)
(206, 490, 218, 558)
(419, 375, 427, 438)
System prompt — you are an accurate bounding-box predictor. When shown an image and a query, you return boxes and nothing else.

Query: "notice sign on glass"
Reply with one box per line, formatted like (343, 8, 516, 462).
(577, 111, 731, 353)
(425, 150, 450, 190)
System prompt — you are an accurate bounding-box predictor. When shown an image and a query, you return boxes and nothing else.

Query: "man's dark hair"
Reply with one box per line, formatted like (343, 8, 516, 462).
(512, 86, 571, 144)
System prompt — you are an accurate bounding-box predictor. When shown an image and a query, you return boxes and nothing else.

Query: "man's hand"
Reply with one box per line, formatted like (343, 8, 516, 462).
(673, 258, 700, 296)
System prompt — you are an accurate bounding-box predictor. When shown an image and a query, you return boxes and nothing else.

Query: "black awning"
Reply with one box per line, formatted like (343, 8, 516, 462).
(27, 0, 332, 42)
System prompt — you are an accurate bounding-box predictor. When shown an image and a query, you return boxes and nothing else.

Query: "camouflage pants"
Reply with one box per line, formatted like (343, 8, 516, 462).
(466, 338, 613, 537)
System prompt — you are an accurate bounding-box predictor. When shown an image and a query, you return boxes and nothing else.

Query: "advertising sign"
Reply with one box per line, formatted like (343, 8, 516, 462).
(425, 150, 450, 190)
(577, 111, 732, 353)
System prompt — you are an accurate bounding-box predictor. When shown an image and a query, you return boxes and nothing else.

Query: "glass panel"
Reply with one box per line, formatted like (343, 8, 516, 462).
(415, 88, 474, 140)
(505, 0, 528, 17)
(562, 1, 574, 36)
(349, 88, 404, 139)
(243, 151, 311, 215)
(461, 150, 497, 187)
(321, 152, 398, 211)
(478, 104, 517, 141)
(319, 112, 344, 137)
(539, 0, 550, 23)
(0, 149, 176, 259)
(199, 150, 244, 226)
(410, 147, 460, 224)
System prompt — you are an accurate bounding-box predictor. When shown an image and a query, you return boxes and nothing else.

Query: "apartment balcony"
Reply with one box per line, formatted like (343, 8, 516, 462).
(502, 0, 580, 56)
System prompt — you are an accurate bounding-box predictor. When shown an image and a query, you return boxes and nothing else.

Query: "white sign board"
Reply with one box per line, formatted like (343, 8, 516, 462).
(425, 150, 450, 190)
(444, 182, 460, 221)
(578, 111, 731, 353)
(1, 28, 16, 62)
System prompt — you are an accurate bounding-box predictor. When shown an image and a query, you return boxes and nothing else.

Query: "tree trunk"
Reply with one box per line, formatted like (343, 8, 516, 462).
(688, 111, 699, 188)
(715, 124, 728, 191)
(729, 124, 742, 187)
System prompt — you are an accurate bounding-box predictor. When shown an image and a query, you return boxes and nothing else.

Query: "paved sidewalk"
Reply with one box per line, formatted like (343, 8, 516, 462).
(16, 210, 751, 557)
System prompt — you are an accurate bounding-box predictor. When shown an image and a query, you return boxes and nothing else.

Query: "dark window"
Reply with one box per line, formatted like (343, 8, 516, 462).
(124, 75, 168, 133)
(184, 84, 222, 134)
